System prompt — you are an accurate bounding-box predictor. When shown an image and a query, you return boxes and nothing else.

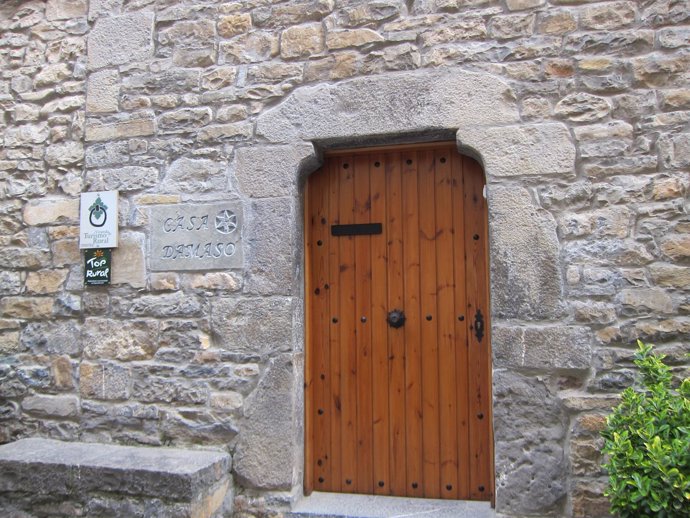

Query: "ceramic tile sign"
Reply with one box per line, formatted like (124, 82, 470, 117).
(150, 202, 244, 271)
(79, 191, 118, 249)
(84, 248, 112, 286)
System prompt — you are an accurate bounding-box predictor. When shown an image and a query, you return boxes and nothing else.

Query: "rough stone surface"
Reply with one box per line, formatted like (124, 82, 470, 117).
(86, 69, 120, 113)
(233, 354, 295, 490)
(256, 68, 519, 143)
(489, 186, 564, 319)
(88, 13, 155, 69)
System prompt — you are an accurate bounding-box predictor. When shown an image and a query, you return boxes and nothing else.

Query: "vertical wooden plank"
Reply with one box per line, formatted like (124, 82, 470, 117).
(354, 154, 374, 495)
(338, 155, 358, 493)
(464, 156, 492, 501)
(304, 169, 315, 495)
(401, 151, 424, 498)
(327, 159, 343, 493)
(451, 151, 471, 500)
(370, 153, 390, 495)
(386, 152, 407, 496)
(434, 148, 458, 500)
(308, 166, 332, 492)
(418, 150, 440, 499)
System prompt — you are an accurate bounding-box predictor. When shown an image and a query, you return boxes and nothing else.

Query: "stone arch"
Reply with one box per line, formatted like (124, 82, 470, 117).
(235, 67, 578, 514)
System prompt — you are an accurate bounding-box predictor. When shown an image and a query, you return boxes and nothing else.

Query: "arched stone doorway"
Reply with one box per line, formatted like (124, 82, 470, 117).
(234, 67, 577, 515)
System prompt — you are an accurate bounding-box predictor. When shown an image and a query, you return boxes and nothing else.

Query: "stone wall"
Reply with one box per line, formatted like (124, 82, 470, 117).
(0, 0, 688, 517)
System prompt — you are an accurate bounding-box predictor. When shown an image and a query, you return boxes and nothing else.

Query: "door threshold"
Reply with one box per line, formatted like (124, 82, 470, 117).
(288, 492, 496, 518)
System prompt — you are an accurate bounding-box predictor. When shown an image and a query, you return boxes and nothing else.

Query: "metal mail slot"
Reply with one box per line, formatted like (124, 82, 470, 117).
(331, 223, 383, 236)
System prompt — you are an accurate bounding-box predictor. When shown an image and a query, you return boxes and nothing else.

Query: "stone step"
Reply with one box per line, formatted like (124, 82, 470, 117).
(288, 492, 498, 518)
(0, 438, 232, 518)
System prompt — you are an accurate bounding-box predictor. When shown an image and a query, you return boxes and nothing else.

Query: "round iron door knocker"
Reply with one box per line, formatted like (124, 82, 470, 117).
(88, 196, 109, 228)
(387, 309, 405, 329)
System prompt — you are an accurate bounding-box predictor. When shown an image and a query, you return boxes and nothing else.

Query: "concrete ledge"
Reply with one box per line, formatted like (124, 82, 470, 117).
(0, 438, 232, 517)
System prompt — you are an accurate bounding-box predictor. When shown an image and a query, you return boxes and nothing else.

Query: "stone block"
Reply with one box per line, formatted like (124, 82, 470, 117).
(218, 14, 252, 38)
(201, 67, 237, 91)
(493, 371, 566, 515)
(84, 165, 158, 191)
(211, 297, 293, 356)
(0, 332, 20, 355)
(86, 69, 120, 113)
(45, 142, 84, 168)
(555, 92, 610, 122)
(650, 263, 690, 289)
(0, 271, 22, 296)
(79, 361, 131, 400)
(25, 269, 68, 294)
(83, 317, 159, 361)
(660, 234, 690, 261)
(112, 232, 146, 288)
(0, 297, 54, 319)
(51, 239, 80, 268)
(493, 325, 592, 370)
(280, 23, 325, 59)
(160, 157, 224, 194)
(158, 108, 212, 133)
(88, 12, 155, 69)
(233, 354, 295, 489)
(22, 394, 79, 418)
(233, 143, 317, 198)
(184, 272, 242, 292)
(52, 356, 75, 389)
(3, 123, 50, 147)
(46, 0, 88, 20)
(21, 321, 81, 356)
(257, 68, 518, 143)
(459, 123, 575, 177)
(0, 438, 231, 516)
(489, 186, 564, 319)
(580, 1, 636, 30)
(507, 0, 544, 10)
(340, 1, 399, 26)
(198, 123, 253, 142)
(619, 288, 674, 314)
(85, 112, 156, 141)
(220, 32, 279, 64)
(326, 28, 383, 49)
(34, 64, 71, 88)
(113, 291, 204, 318)
(159, 20, 216, 46)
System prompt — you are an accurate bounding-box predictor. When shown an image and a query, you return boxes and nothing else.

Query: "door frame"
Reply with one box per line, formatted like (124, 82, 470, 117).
(303, 141, 495, 502)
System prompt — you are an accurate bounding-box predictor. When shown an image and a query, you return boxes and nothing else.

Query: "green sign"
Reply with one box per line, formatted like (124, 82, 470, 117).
(84, 248, 111, 286)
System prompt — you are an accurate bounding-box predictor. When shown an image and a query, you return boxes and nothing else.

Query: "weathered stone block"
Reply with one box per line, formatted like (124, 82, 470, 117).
(201, 67, 237, 91)
(0, 297, 54, 319)
(52, 356, 75, 389)
(220, 32, 278, 64)
(0, 271, 22, 296)
(460, 123, 574, 177)
(555, 92, 610, 122)
(660, 234, 690, 261)
(280, 23, 325, 59)
(84, 165, 158, 192)
(83, 318, 159, 361)
(113, 291, 204, 318)
(45, 142, 84, 168)
(159, 20, 216, 46)
(198, 123, 253, 141)
(85, 112, 156, 141)
(326, 28, 384, 49)
(233, 354, 295, 489)
(25, 269, 68, 294)
(97, 232, 143, 288)
(211, 297, 293, 355)
(650, 263, 690, 288)
(79, 361, 131, 400)
(489, 186, 564, 319)
(46, 0, 87, 20)
(218, 14, 252, 39)
(489, 13, 535, 39)
(257, 68, 518, 143)
(160, 157, 225, 193)
(580, 1, 636, 30)
(86, 69, 119, 113)
(493, 325, 592, 370)
(21, 321, 81, 356)
(34, 64, 71, 88)
(88, 12, 155, 69)
(22, 394, 79, 418)
(158, 108, 212, 133)
(493, 371, 566, 515)
(619, 288, 674, 314)
(233, 143, 316, 198)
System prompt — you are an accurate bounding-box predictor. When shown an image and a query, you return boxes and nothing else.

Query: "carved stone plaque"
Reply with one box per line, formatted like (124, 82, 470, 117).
(150, 203, 244, 271)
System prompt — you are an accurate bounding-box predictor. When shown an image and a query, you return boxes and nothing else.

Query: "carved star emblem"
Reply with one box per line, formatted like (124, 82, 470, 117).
(215, 210, 237, 234)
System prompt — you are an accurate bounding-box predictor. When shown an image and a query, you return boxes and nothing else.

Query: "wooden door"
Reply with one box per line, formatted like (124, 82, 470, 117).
(305, 143, 492, 501)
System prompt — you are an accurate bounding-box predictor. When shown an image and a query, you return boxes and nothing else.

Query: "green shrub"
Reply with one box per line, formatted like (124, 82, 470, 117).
(601, 340, 690, 517)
